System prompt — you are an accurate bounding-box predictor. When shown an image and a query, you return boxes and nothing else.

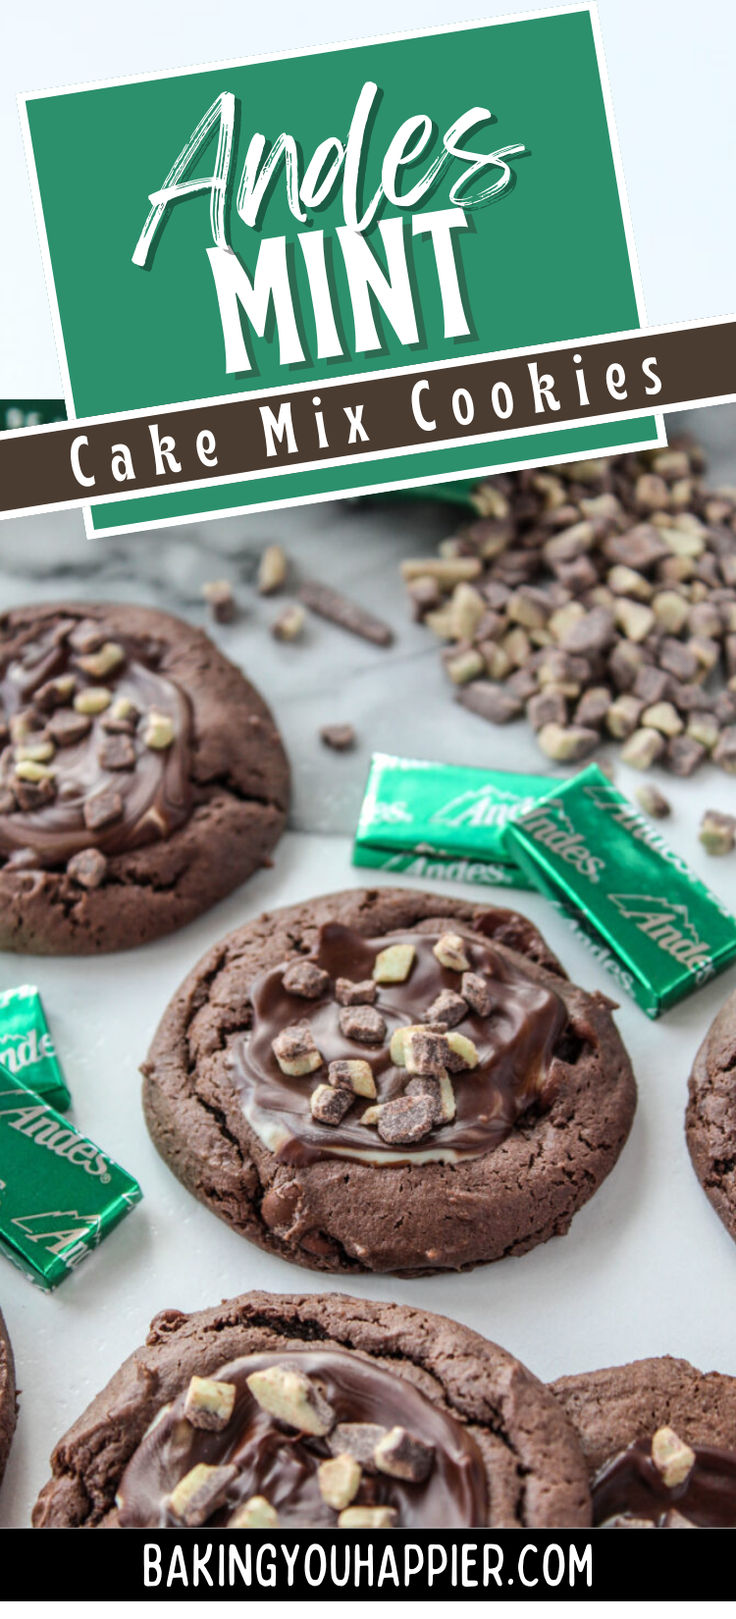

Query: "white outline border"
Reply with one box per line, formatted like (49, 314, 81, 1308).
(17, 3, 664, 535)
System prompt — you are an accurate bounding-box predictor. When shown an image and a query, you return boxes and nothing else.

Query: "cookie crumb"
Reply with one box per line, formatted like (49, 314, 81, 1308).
(423, 988, 467, 1027)
(282, 960, 330, 999)
(310, 1082, 353, 1125)
(272, 1021, 323, 1076)
(373, 1425, 434, 1482)
(372, 942, 415, 983)
(338, 1004, 386, 1045)
(320, 723, 356, 752)
(651, 1426, 695, 1488)
(318, 1453, 362, 1511)
(433, 933, 470, 972)
(67, 847, 108, 890)
(406, 1072, 456, 1123)
(183, 1375, 236, 1431)
(167, 1462, 237, 1527)
(258, 545, 288, 595)
(461, 972, 493, 1016)
(300, 580, 393, 647)
(338, 1505, 397, 1528)
(202, 580, 237, 623)
(228, 1496, 279, 1528)
(271, 604, 305, 642)
(328, 1058, 377, 1099)
(377, 1094, 435, 1144)
(246, 1363, 334, 1435)
(83, 787, 123, 831)
(98, 734, 136, 772)
(335, 977, 377, 1006)
(699, 809, 736, 856)
(635, 783, 671, 819)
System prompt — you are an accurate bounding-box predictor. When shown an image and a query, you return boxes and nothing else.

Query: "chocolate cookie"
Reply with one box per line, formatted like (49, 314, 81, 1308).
(0, 1308, 17, 1489)
(33, 1290, 591, 1527)
(551, 1356, 736, 1527)
(142, 886, 636, 1274)
(0, 603, 289, 952)
(685, 986, 736, 1242)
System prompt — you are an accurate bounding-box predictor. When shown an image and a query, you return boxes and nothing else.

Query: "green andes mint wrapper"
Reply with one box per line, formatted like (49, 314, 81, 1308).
(0, 1065, 142, 1289)
(505, 764, 736, 1018)
(0, 986, 70, 1110)
(354, 753, 558, 889)
(353, 844, 519, 888)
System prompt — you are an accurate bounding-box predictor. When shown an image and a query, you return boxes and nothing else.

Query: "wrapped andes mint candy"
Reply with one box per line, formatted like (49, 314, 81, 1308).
(0, 985, 70, 1109)
(505, 764, 736, 1017)
(0, 1064, 142, 1288)
(354, 753, 559, 889)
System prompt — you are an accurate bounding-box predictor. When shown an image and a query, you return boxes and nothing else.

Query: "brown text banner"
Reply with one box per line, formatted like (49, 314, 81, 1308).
(0, 319, 734, 519)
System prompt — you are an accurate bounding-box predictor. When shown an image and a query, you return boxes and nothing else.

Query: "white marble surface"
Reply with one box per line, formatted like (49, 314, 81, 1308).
(1, 404, 736, 1528)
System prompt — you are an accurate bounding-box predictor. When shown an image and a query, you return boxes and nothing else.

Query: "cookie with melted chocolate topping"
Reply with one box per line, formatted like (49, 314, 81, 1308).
(686, 986, 736, 1245)
(0, 603, 289, 952)
(0, 1309, 17, 1492)
(142, 886, 636, 1275)
(550, 1356, 736, 1528)
(32, 1290, 591, 1528)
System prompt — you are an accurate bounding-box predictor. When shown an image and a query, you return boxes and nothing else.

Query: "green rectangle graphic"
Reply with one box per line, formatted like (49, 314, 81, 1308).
(23, 10, 655, 527)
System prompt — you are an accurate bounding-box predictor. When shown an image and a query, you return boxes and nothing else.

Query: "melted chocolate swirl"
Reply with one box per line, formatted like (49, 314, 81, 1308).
(594, 1437, 736, 1528)
(117, 1348, 488, 1528)
(0, 620, 192, 865)
(232, 923, 566, 1165)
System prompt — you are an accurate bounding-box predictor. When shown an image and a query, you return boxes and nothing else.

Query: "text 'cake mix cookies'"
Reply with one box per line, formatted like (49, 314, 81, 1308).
(32, 1291, 591, 1528)
(0, 603, 289, 952)
(551, 1356, 736, 1528)
(0, 1308, 17, 1490)
(686, 984, 736, 1241)
(141, 886, 636, 1274)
